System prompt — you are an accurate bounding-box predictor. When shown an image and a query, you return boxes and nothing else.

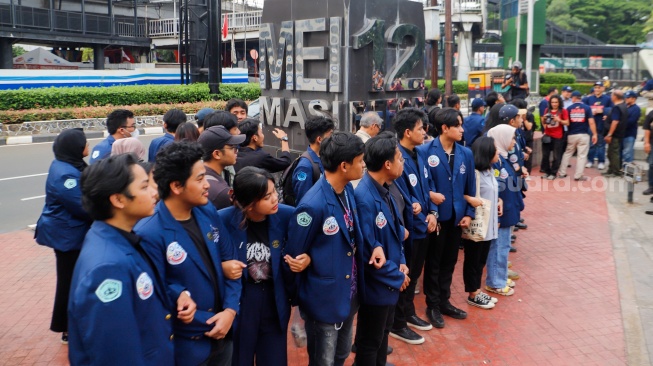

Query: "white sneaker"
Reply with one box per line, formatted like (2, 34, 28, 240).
(585, 162, 593, 168)
(597, 163, 605, 170)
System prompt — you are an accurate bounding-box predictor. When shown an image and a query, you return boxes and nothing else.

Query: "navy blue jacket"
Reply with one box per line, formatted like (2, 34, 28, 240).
(463, 113, 485, 148)
(493, 156, 524, 227)
(35, 160, 91, 252)
(292, 147, 324, 204)
(354, 174, 406, 306)
(89, 135, 115, 164)
(584, 94, 613, 134)
(395, 144, 437, 240)
(135, 201, 241, 366)
(148, 133, 174, 162)
(218, 205, 294, 332)
(284, 177, 365, 324)
(417, 138, 476, 224)
(68, 221, 174, 366)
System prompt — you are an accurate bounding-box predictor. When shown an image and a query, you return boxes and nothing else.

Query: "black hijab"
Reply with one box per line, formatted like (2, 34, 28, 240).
(53, 128, 88, 172)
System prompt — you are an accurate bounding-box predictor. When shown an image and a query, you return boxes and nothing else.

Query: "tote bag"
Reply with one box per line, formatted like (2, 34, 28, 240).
(461, 170, 492, 242)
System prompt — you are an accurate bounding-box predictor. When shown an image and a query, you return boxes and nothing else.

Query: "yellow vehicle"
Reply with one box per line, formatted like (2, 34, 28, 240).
(467, 69, 509, 104)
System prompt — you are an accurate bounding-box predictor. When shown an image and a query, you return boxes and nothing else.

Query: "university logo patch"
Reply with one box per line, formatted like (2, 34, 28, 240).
(297, 212, 312, 227)
(424, 166, 428, 178)
(166, 242, 187, 265)
(136, 272, 154, 300)
(95, 279, 122, 303)
(323, 216, 339, 235)
(376, 212, 387, 229)
(297, 171, 307, 181)
(428, 155, 440, 168)
(91, 150, 100, 159)
(459, 163, 466, 175)
(64, 179, 77, 189)
(500, 168, 509, 180)
(409, 174, 418, 187)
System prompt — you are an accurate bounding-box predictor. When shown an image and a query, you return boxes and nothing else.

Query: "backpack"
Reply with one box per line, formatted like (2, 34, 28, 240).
(279, 151, 321, 206)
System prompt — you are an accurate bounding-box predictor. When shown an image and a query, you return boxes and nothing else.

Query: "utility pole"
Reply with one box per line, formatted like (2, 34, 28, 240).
(525, 0, 534, 97)
(444, 0, 453, 99)
(430, 0, 438, 90)
(208, 0, 221, 94)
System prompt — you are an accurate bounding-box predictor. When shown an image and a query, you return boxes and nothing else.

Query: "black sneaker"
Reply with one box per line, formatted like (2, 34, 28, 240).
(515, 222, 528, 229)
(406, 314, 433, 331)
(389, 327, 425, 345)
(426, 307, 445, 328)
(467, 293, 495, 309)
(479, 291, 498, 304)
(439, 303, 467, 319)
(643, 187, 653, 195)
(61, 332, 68, 345)
(510, 246, 517, 253)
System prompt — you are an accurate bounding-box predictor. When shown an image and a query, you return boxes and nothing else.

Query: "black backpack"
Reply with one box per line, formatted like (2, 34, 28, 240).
(279, 151, 321, 206)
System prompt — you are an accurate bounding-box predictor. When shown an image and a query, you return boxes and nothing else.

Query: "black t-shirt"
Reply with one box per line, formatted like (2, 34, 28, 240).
(179, 215, 221, 309)
(510, 71, 528, 100)
(388, 183, 405, 227)
(447, 142, 457, 172)
(643, 110, 653, 144)
(246, 219, 271, 283)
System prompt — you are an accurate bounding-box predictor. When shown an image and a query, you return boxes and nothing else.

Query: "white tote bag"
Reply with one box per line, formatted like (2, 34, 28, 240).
(461, 170, 492, 242)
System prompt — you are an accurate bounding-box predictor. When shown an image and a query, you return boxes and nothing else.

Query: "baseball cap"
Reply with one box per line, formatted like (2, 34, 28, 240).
(198, 125, 246, 153)
(512, 61, 522, 69)
(594, 81, 604, 87)
(624, 90, 638, 99)
(571, 91, 582, 98)
(471, 98, 486, 110)
(562, 86, 573, 92)
(499, 104, 519, 120)
(195, 108, 215, 123)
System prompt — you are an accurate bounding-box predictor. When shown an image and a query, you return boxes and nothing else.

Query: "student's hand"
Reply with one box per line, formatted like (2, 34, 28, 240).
(177, 291, 196, 324)
(412, 202, 422, 215)
(399, 264, 409, 275)
(605, 135, 612, 144)
(205, 309, 236, 340)
(467, 197, 484, 208)
(430, 192, 446, 205)
(284, 254, 311, 272)
(459, 216, 471, 228)
(498, 199, 504, 217)
(400, 271, 410, 292)
(523, 152, 530, 161)
(645, 143, 651, 154)
(592, 135, 599, 145)
(272, 128, 288, 140)
(404, 228, 410, 241)
(425, 214, 438, 233)
(369, 247, 386, 269)
(221, 260, 246, 280)
(522, 168, 529, 178)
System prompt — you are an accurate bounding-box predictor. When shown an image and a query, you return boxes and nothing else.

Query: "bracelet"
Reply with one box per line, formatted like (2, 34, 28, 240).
(183, 290, 191, 298)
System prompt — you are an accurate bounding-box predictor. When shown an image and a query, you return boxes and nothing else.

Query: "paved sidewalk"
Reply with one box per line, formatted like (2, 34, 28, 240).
(0, 159, 631, 366)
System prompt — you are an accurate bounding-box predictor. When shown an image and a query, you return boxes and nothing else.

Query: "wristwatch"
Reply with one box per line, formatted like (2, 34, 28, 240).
(429, 211, 439, 219)
(281, 136, 289, 141)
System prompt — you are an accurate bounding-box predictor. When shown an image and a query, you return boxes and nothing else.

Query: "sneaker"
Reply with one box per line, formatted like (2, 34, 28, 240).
(439, 303, 467, 319)
(585, 162, 593, 168)
(406, 315, 433, 331)
(547, 175, 555, 180)
(510, 246, 517, 252)
(574, 176, 589, 181)
(507, 260, 512, 268)
(61, 332, 68, 345)
(507, 278, 516, 288)
(642, 187, 653, 195)
(479, 291, 498, 304)
(485, 285, 515, 296)
(558, 174, 568, 178)
(467, 293, 495, 309)
(597, 162, 605, 170)
(511, 234, 517, 240)
(389, 327, 425, 345)
(426, 307, 445, 328)
(508, 269, 520, 280)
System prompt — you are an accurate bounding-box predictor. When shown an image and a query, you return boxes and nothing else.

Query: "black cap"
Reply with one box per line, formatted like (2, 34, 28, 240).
(198, 125, 246, 152)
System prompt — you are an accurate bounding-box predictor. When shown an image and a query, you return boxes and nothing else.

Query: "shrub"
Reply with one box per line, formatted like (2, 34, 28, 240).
(424, 80, 469, 95)
(539, 83, 593, 96)
(540, 73, 576, 85)
(0, 83, 261, 111)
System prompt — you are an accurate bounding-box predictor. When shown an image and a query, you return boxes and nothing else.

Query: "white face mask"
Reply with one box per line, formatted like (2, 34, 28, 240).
(130, 128, 140, 139)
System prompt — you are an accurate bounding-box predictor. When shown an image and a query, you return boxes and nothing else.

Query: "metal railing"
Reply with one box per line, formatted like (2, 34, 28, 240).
(453, 0, 483, 13)
(227, 10, 262, 31)
(148, 18, 178, 37)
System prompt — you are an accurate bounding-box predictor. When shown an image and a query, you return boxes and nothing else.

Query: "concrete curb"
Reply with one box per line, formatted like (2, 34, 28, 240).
(0, 127, 164, 146)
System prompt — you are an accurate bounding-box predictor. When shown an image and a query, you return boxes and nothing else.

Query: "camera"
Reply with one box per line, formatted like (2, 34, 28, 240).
(543, 113, 555, 125)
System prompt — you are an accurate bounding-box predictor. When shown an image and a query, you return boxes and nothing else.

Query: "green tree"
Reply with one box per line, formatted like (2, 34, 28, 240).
(546, 0, 587, 32)
(11, 45, 26, 57)
(643, 8, 653, 36)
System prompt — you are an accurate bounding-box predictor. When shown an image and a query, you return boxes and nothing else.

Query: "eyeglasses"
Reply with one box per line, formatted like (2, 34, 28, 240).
(223, 145, 240, 152)
(121, 125, 136, 130)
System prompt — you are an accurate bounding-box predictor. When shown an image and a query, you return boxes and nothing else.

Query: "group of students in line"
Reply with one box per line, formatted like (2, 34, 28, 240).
(35, 88, 532, 366)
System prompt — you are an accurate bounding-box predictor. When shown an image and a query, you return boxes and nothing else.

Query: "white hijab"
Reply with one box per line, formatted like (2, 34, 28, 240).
(487, 124, 516, 159)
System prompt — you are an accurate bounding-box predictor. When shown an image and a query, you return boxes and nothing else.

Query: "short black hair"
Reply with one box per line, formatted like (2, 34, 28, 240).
(153, 142, 204, 200)
(510, 98, 527, 109)
(393, 108, 426, 140)
(471, 136, 496, 171)
(447, 94, 460, 108)
(320, 132, 365, 173)
(425, 88, 442, 106)
(226, 98, 248, 113)
(204, 111, 238, 132)
(485, 91, 499, 109)
(548, 86, 558, 95)
(106, 109, 134, 135)
(433, 107, 461, 133)
(483, 102, 505, 133)
(238, 119, 260, 146)
(174, 122, 200, 142)
(163, 109, 187, 133)
(364, 131, 398, 172)
(81, 153, 138, 220)
(305, 115, 335, 144)
(233, 166, 274, 213)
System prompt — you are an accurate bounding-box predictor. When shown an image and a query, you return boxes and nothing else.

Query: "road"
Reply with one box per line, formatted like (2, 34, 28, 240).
(0, 134, 161, 234)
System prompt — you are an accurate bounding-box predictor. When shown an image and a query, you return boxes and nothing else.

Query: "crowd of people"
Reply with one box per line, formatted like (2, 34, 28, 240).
(33, 68, 652, 366)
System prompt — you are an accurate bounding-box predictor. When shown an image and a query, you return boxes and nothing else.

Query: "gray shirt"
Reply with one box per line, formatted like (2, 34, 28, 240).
(477, 169, 499, 241)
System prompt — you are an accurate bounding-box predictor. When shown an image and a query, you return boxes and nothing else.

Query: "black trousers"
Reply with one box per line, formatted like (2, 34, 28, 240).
(354, 304, 395, 366)
(424, 220, 461, 309)
(392, 236, 428, 330)
(540, 137, 565, 175)
(462, 239, 491, 293)
(524, 139, 534, 173)
(51, 249, 80, 333)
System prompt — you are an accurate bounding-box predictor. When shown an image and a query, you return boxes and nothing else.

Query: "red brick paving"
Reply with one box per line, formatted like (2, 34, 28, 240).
(0, 164, 627, 365)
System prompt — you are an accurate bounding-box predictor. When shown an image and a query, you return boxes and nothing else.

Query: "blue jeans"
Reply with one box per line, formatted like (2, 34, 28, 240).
(648, 151, 653, 189)
(622, 136, 635, 163)
(485, 227, 512, 289)
(588, 132, 606, 163)
(302, 297, 358, 366)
